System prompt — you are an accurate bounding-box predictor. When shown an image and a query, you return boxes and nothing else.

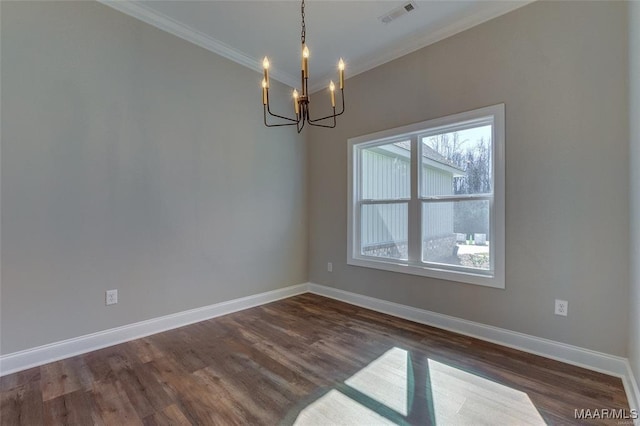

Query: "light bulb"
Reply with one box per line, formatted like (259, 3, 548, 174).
(301, 45, 309, 78)
(329, 81, 336, 107)
(338, 58, 345, 71)
(262, 57, 270, 88)
(293, 89, 300, 115)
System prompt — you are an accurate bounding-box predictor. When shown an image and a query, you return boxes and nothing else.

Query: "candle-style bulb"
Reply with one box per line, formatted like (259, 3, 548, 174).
(262, 57, 270, 88)
(338, 58, 345, 71)
(302, 45, 309, 78)
(329, 81, 336, 107)
(293, 89, 300, 115)
(262, 79, 267, 105)
(338, 58, 345, 89)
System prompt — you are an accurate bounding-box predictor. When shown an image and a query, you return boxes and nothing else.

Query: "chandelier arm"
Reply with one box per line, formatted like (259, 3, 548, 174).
(308, 110, 336, 123)
(331, 88, 345, 117)
(307, 120, 337, 129)
(266, 122, 300, 127)
(264, 105, 299, 127)
(265, 89, 299, 122)
(267, 110, 299, 122)
(307, 108, 337, 127)
(307, 89, 345, 122)
(335, 89, 345, 116)
(266, 105, 299, 122)
(297, 116, 306, 133)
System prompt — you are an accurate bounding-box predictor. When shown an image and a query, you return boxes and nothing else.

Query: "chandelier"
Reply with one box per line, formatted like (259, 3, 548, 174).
(261, 0, 345, 133)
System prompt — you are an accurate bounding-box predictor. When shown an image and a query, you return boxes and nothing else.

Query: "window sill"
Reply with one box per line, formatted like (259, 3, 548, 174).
(347, 256, 505, 289)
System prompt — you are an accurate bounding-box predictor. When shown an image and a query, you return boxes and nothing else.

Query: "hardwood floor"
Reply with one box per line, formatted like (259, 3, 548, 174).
(0, 293, 630, 425)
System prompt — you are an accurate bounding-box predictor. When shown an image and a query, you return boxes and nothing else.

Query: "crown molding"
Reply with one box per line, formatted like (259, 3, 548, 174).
(308, 1, 533, 93)
(99, 1, 532, 95)
(97, 0, 299, 89)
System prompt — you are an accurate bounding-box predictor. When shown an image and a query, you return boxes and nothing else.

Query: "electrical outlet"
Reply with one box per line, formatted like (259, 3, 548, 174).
(106, 289, 118, 306)
(327, 262, 333, 272)
(554, 299, 568, 316)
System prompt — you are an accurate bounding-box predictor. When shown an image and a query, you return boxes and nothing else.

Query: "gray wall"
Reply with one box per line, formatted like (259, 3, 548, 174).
(629, 0, 640, 386)
(0, 0, 633, 363)
(308, 1, 629, 355)
(1, 1, 307, 355)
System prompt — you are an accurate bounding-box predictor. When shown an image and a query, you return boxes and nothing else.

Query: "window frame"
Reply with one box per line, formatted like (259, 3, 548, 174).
(347, 104, 505, 289)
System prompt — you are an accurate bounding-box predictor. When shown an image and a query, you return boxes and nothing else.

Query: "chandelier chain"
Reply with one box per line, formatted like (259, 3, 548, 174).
(301, 0, 306, 45)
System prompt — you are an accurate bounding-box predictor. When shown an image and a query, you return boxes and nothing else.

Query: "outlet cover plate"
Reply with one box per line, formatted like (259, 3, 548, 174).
(554, 299, 568, 316)
(106, 289, 118, 306)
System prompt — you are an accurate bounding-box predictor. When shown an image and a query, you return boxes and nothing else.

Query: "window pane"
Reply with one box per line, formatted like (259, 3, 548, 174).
(422, 200, 490, 271)
(361, 141, 411, 200)
(421, 125, 492, 197)
(361, 203, 408, 260)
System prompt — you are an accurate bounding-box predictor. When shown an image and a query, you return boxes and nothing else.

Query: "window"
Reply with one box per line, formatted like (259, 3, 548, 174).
(347, 104, 505, 288)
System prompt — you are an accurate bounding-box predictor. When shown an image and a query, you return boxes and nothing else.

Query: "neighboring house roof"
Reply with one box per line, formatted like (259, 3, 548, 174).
(393, 141, 465, 174)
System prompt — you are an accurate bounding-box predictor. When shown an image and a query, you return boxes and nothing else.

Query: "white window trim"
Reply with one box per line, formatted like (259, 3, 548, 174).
(347, 104, 505, 289)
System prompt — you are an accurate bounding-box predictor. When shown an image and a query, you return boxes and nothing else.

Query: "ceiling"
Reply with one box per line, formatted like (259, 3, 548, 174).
(100, 1, 531, 92)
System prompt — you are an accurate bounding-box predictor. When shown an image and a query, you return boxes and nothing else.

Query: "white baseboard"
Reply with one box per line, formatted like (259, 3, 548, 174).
(2, 280, 638, 415)
(624, 361, 640, 414)
(0, 283, 308, 377)
(308, 282, 640, 413)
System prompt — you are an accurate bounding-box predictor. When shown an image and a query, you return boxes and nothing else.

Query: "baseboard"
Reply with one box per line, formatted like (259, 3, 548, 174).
(308, 282, 639, 413)
(624, 360, 640, 414)
(3, 281, 638, 415)
(0, 283, 308, 377)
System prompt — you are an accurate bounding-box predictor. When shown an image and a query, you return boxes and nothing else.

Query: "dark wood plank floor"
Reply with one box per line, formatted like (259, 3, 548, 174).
(0, 293, 630, 425)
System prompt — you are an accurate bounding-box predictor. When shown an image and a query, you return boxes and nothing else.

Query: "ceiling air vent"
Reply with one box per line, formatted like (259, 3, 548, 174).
(379, 1, 418, 24)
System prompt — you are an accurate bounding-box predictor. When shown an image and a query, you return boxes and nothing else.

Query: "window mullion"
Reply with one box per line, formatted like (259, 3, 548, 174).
(361, 199, 410, 205)
(353, 146, 363, 258)
(419, 194, 493, 202)
(408, 135, 420, 263)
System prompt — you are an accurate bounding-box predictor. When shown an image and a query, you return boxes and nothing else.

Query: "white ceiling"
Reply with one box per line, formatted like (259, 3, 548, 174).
(101, 1, 531, 92)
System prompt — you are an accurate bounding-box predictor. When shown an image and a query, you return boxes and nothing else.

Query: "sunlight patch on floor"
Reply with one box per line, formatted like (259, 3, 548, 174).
(345, 347, 409, 416)
(294, 347, 546, 425)
(293, 389, 396, 426)
(427, 359, 546, 426)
